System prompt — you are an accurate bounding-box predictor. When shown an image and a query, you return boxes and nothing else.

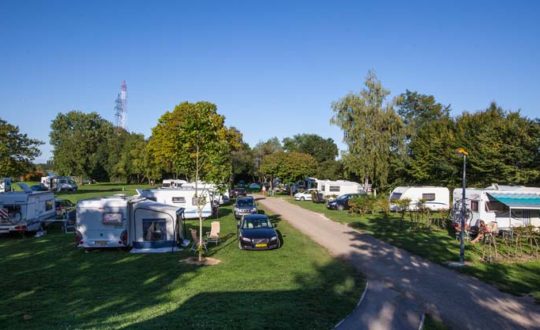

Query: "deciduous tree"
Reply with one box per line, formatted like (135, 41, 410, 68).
(0, 118, 43, 177)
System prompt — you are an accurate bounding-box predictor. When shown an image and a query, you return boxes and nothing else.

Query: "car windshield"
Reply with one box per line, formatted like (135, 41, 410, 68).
(237, 199, 254, 208)
(242, 217, 271, 229)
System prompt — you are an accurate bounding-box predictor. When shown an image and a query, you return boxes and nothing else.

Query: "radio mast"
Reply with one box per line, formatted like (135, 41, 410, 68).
(114, 80, 127, 130)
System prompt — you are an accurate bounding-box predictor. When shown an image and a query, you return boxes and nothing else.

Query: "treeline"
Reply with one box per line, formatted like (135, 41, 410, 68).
(332, 71, 540, 191)
(2, 73, 539, 190)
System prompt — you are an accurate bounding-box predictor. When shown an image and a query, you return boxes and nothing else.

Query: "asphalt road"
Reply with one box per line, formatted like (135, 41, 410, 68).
(257, 196, 540, 330)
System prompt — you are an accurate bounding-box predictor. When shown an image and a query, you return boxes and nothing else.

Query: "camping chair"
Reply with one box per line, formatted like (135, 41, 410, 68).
(190, 229, 207, 253)
(205, 221, 221, 246)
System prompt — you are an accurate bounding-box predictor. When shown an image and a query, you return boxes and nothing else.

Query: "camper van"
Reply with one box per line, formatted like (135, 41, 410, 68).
(0, 188, 56, 234)
(76, 196, 185, 251)
(313, 179, 365, 198)
(389, 186, 450, 211)
(137, 188, 213, 219)
(452, 185, 540, 230)
(0, 178, 12, 193)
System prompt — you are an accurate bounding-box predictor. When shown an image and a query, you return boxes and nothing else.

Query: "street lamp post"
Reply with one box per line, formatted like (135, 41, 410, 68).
(456, 147, 468, 264)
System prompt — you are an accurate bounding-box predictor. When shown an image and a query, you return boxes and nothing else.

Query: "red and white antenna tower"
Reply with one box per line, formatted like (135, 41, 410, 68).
(114, 80, 127, 130)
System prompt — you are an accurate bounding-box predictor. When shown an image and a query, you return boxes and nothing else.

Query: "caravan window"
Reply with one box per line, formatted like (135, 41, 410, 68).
(172, 197, 186, 204)
(321, 185, 325, 192)
(103, 213, 123, 225)
(471, 201, 479, 212)
(192, 196, 206, 206)
(162, 183, 171, 188)
(329, 186, 340, 192)
(390, 193, 402, 201)
(1, 205, 22, 222)
(143, 219, 167, 241)
(422, 193, 436, 201)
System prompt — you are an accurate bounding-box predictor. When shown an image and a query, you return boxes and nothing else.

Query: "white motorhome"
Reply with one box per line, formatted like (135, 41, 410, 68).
(452, 184, 540, 230)
(0, 178, 12, 192)
(76, 195, 185, 251)
(389, 186, 450, 211)
(313, 179, 365, 198)
(137, 188, 213, 219)
(0, 187, 56, 234)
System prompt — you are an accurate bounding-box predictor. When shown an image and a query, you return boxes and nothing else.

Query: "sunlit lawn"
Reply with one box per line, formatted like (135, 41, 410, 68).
(0, 184, 364, 329)
(284, 196, 540, 303)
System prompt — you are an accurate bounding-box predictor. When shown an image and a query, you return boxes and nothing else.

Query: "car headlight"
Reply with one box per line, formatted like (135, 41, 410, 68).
(240, 236, 251, 242)
(270, 236, 277, 241)
(251, 207, 257, 213)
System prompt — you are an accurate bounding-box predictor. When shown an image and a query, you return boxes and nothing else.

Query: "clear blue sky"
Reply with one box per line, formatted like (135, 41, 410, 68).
(1, 0, 539, 163)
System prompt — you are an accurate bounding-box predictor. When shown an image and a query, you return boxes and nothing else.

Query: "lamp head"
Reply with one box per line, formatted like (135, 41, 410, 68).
(456, 147, 469, 156)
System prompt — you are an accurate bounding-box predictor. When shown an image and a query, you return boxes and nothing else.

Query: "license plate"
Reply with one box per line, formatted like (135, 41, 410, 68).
(95, 240, 108, 246)
(255, 243, 267, 248)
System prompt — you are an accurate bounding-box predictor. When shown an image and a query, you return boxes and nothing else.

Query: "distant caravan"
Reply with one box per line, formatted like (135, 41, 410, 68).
(389, 186, 450, 211)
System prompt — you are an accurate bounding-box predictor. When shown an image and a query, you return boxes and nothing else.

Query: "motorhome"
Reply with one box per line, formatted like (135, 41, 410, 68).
(41, 176, 78, 192)
(452, 184, 540, 230)
(76, 195, 185, 252)
(312, 179, 365, 198)
(137, 188, 213, 219)
(0, 178, 12, 193)
(389, 186, 450, 211)
(0, 185, 56, 234)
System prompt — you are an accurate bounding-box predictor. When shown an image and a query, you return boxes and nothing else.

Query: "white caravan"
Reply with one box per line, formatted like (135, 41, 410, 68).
(389, 186, 450, 211)
(0, 187, 56, 234)
(137, 188, 213, 219)
(313, 179, 364, 198)
(76, 195, 185, 251)
(452, 184, 540, 230)
(0, 178, 12, 192)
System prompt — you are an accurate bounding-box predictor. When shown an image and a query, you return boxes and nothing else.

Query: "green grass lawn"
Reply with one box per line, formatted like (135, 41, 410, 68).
(284, 197, 540, 303)
(0, 184, 364, 329)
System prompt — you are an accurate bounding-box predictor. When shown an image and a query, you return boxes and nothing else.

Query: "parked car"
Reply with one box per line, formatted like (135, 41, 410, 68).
(294, 189, 318, 201)
(247, 183, 261, 192)
(326, 193, 363, 211)
(234, 196, 257, 219)
(55, 198, 75, 219)
(237, 214, 280, 250)
(230, 187, 247, 198)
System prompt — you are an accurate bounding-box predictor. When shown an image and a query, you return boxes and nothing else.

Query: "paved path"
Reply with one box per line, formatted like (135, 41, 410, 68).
(257, 196, 540, 330)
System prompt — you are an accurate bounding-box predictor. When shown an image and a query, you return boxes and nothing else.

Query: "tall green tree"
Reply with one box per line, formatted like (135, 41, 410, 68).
(50, 111, 113, 181)
(147, 101, 235, 261)
(395, 91, 457, 185)
(259, 151, 317, 188)
(282, 134, 338, 163)
(331, 71, 405, 191)
(455, 103, 540, 186)
(0, 118, 43, 177)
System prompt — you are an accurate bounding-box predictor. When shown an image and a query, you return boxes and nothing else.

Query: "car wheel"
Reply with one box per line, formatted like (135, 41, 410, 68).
(276, 239, 281, 249)
(337, 204, 344, 211)
(238, 240, 244, 250)
(300, 197, 305, 201)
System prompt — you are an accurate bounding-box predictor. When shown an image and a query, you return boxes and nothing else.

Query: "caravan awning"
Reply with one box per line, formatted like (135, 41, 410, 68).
(487, 193, 540, 210)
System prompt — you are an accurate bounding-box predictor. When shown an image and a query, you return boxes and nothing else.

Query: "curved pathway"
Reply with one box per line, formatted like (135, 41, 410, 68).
(257, 196, 540, 330)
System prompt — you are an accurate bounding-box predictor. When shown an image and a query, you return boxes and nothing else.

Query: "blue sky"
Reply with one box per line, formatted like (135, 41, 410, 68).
(1, 0, 539, 162)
